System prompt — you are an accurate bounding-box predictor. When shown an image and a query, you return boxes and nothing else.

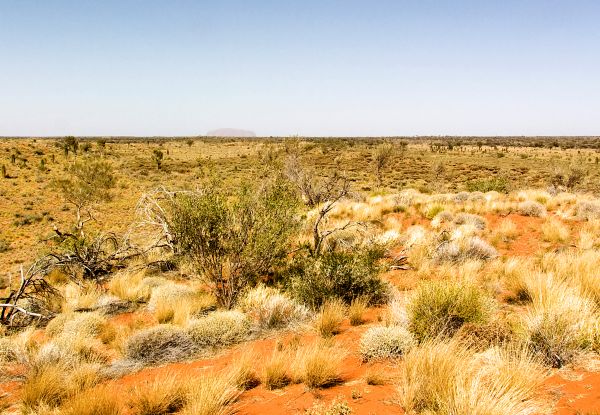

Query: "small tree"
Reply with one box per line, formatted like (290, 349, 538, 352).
(186, 139, 194, 147)
(373, 142, 394, 187)
(62, 136, 79, 156)
(152, 149, 164, 169)
(1, 164, 7, 178)
(160, 179, 300, 308)
(52, 158, 116, 234)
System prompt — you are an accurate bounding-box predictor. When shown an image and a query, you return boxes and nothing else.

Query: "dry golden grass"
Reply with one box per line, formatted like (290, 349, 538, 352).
(21, 364, 70, 410)
(398, 339, 546, 415)
(348, 297, 368, 326)
(180, 374, 239, 415)
(128, 373, 187, 415)
(263, 350, 291, 390)
(60, 385, 121, 415)
(225, 351, 261, 390)
(291, 341, 346, 388)
(315, 299, 346, 337)
(540, 218, 570, 243)
(364, 366, 392, 386)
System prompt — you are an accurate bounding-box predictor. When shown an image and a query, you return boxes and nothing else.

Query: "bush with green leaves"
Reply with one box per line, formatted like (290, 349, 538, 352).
(165, 178, 300, 308)
(466, 177, 509, 193)
(408, 280, 494, 342)
(284, 246, 389, 309)
(52, 158, 115, 231)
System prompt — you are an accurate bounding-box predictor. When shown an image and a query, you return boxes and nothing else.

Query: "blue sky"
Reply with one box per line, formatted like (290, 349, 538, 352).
(1, 1, 599, 136)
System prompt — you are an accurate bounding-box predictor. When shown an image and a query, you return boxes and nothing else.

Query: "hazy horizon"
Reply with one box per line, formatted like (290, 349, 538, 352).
(1, 1, 599, 137)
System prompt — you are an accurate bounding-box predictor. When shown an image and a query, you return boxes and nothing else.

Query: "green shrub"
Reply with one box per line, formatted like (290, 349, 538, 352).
(408, 281, 494, 342)
(165, 178, 299, 308)
(466, 177, 509, 193)
(284, 247, 389, 309)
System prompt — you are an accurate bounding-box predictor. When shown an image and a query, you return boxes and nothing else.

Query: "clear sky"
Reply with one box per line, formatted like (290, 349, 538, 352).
(1, 1, 599, 136)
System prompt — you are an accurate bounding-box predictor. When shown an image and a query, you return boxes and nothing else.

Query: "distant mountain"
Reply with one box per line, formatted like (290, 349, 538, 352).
(206, 128, 256, 137)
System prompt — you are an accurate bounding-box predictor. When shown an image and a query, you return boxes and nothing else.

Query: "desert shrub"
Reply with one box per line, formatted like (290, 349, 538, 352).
(408, 280, 494, 342)
(237, 286, 308, 330)
(432, 236, 498, 264)
(292, 342, 345, 388)
(128, 374, 187, 415)
(187, 310, 250, 349)
(52, 158, 115, 230)
(285, 248, 389, 309)
(314, 299, 346, 337)
(466, 177, 509, 193)
(124, 325, 196, 365)
(575, 201, 600, 221)
(359, 326, 415, 361)
(517, 201, 546, 217)
(398, 339, 545, 415)
(164, 179, 299, 308)
(453, 213, 486, 230)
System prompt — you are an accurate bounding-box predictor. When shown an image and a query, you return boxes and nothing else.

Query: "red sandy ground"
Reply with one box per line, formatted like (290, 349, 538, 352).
(1, 213, 599, 414)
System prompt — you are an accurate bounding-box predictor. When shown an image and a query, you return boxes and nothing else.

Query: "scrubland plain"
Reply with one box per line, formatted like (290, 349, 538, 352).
(2, 136, 600, 414)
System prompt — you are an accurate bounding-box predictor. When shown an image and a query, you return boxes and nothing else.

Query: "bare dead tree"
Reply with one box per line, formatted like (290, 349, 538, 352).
(284, 154, 349, 208)
(1, 259, 60, 328)
(48, 229, 142, 282)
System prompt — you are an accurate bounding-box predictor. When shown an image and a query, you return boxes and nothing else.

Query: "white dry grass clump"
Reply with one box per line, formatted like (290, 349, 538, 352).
(359, 326, 415, 361)
(404, 225, 427, 247)
(395, 189, 420, 207)
(398, 339, 547, 415)
(147, 283, 198, 312)
(453, 213, 486, 230)
(432, 236, 498, 264)
(125, 324, 196, 365)
(431, 211, 454, 229)
(517, 201, 546, 217)
(468, 191, 486, 202)
(453, 191, 470, 203)
(46, 312, 107, 339)
(237, 286, 308, 330)
(575, 200, 600, 221)
(187, 310, 251, 349)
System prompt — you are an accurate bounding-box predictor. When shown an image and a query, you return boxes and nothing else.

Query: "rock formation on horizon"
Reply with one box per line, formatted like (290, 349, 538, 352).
(206, 128, 256, 137)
